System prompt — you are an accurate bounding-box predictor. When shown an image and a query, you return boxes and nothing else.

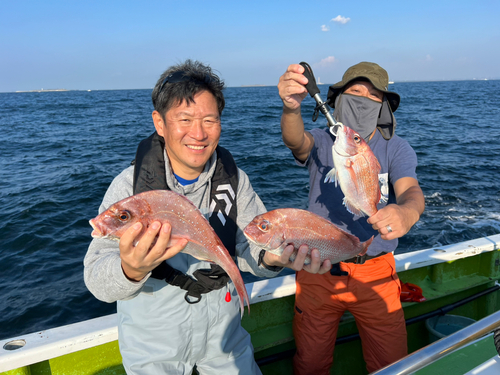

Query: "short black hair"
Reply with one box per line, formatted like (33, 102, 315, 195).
(151, 59, 225, 116)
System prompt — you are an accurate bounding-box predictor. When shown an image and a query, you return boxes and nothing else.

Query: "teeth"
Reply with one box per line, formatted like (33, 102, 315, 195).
(187, 145, 205, 150)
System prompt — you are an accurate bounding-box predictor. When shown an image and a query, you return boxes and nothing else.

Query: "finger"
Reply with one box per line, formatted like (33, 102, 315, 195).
(303, 248, 321, 273)
(158, 237, 188, 263)
(282, 71, 309, 87)
(119, 222, 143, 255)
(287, 63, 305, 74)
(280, 244, 295, 264)
(149, 223, 172, 258)
(318, 259, 332, 275)
(291, 245, 309, 271)
(139, 221, 162, 254)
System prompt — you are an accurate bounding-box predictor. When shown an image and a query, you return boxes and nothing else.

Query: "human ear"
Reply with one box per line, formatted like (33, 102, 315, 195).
(152, 111, 165, 137)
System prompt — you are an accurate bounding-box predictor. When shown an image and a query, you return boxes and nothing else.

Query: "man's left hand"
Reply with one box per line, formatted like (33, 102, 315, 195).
(263, 245, 332, 274)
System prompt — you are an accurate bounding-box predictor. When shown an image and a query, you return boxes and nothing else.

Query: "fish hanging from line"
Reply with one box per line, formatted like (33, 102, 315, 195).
(324, 123, 386, 217)
(244, 208, 372, 265)
(89, 190, 250, 317)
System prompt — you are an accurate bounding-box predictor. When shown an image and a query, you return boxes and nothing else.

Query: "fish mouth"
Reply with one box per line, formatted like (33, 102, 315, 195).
(329, 123, 344, 137)
(333, 144, 350, 157)
(243, 229, 273, 248)
(89, 220, 104, 238)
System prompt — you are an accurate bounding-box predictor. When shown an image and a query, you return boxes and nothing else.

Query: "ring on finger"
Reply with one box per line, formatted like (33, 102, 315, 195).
(386, 225, 393, 233)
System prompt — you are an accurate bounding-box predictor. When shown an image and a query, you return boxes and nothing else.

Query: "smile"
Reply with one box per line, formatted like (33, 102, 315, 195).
(186, 145, 206, 150)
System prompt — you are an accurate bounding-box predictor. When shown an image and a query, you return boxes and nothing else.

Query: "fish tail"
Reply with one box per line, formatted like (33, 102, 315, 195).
(219, 252, 250, 318)
(358, 236, 374, 256)
(232, 276, 250, 318)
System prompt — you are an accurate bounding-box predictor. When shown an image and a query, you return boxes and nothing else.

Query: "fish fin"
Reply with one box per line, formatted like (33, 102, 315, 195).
(324, 168, 337, 184)
(378, 195, 388, 204)
(358, 236, 374, 256)
(343, 198, 366, 217)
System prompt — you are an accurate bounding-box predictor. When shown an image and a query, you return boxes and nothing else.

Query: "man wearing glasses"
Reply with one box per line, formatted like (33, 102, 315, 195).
(84, 60, 283, 374)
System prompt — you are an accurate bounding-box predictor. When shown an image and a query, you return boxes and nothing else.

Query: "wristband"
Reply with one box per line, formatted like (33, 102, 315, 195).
(258, 249, 283, 272)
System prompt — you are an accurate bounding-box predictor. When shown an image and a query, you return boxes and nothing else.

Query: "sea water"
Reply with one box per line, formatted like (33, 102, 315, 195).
(1, 81, 499, 340)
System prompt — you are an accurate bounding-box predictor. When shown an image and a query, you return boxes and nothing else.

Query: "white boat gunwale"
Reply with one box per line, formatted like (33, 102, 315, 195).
(1, 234, 499, 373)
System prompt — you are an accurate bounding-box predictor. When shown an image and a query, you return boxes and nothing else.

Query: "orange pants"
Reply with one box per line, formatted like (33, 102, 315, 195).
(293, 253, 407, 374)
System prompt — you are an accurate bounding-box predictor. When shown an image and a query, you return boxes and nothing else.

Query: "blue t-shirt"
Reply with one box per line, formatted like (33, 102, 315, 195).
(174, 174, 199, 186)
(297, 128, 418, 255)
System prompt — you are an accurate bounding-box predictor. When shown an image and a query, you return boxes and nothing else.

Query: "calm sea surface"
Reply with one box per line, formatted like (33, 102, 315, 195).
(1, 81, 499, 340)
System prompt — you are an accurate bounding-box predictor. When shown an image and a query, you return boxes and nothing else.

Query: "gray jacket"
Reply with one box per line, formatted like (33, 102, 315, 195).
(84, 150, 278, 303)
(83, 151, 274, 374)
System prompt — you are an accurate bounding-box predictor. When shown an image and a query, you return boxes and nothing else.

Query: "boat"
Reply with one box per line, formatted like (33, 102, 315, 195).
(1, 234, 500, 374)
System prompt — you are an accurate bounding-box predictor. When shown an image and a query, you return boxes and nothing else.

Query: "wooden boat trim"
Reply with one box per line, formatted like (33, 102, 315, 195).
(1, 234, 499, 372)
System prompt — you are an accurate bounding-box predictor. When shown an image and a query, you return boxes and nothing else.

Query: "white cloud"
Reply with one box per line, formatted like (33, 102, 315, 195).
(321, 25, 330, 32)
(425, 54, 433, 61)
(317, 56, 337, 67)
(331, 15, 350, 24)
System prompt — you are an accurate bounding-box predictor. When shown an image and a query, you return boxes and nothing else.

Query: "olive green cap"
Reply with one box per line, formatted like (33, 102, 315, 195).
(326, 61, 400, 112)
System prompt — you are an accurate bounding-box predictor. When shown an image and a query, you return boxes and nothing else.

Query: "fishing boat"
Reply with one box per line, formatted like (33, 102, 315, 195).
(1, 234, 500, 375)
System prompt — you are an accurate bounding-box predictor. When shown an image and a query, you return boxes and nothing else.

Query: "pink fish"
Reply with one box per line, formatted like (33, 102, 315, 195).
(244, 208, 372, 264)
(89, 190, 250, 317)
(324, 124, 385, 217)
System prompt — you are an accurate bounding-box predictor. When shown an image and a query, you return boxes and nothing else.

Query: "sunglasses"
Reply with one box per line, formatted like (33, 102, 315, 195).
(158, 71, 212, 93)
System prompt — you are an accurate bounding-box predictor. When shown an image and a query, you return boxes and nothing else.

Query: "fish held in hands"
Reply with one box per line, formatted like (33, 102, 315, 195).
(244, 208, 372, 265)
(89, 190, 250, 317)
(324, 124, 385, 217)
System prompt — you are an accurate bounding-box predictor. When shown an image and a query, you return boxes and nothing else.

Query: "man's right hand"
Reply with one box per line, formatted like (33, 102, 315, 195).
(119, 221, 188, 282)
(278, 64, 309, 111)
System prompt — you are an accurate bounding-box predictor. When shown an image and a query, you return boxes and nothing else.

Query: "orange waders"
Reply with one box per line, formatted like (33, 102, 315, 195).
(292, 252, 407, 374)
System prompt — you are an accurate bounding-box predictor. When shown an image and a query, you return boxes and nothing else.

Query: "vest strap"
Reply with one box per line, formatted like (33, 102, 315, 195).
(133, 132, 239, 303)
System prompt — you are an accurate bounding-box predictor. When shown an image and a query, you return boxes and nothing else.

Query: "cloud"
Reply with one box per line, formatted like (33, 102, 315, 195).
(321, 25, 330, 32)
(331, 15, 350, 24)
(317, 56, 337, 67)
(425, 54, 433, 61)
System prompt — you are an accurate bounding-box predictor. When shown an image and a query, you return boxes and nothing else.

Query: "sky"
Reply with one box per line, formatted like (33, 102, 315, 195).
(1, 0, 499, 92)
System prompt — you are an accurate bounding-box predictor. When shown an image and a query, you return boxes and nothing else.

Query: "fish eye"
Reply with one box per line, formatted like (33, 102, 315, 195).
(259, 220, 270, 232)
(118, 211, 131, 222)
(353, 134, 361, 143)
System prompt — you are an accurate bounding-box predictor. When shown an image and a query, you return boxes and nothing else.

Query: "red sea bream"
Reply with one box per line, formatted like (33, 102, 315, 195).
(244, 208, 372, 264)
(89, 190, 250, 316)
(324, 124, 385, 217)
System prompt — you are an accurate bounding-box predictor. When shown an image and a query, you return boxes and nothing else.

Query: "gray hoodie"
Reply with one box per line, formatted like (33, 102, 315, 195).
(84, 151, 279, 303)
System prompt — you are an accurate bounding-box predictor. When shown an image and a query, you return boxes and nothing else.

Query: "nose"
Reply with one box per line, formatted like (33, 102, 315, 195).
(189, 120, 207, 140)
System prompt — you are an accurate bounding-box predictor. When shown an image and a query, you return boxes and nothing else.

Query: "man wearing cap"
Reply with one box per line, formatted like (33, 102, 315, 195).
(271, 62, 425, 373)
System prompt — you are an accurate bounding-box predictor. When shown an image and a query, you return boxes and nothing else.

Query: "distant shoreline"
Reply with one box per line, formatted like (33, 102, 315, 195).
(3, 79, 498, 94)
(15, 89, 69, 93)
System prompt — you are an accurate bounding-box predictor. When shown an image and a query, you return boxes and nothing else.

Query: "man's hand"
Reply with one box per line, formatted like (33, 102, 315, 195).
(368, 178, 425, 240)
(263, 245, 332, 274)
(278, 64, 309, 111)
(367, 204, 417, 240)
(119, 221, 188, 282)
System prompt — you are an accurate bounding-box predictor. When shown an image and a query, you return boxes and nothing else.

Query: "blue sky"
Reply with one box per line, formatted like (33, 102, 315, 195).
(1, 0, 499, 92)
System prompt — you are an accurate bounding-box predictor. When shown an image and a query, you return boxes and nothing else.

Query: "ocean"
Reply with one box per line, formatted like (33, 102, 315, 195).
(1, 80, 500, 340)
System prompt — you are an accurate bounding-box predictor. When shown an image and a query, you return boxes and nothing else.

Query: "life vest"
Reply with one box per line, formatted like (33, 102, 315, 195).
(132, 132, 239, 303)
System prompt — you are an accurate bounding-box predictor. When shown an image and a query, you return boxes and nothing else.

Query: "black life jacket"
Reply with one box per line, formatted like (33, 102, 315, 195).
(132, 132, 239, 303)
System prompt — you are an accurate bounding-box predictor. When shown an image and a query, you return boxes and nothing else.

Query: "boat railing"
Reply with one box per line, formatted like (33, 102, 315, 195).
(1, 234, 499, 372)
(371, 307, 500, 374)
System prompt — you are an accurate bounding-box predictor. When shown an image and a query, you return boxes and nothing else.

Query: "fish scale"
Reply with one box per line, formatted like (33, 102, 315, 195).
(244, 208, 373, 265)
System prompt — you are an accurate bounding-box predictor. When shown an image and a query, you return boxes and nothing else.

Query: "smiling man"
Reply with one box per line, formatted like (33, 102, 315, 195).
(84, 60, 282, 375)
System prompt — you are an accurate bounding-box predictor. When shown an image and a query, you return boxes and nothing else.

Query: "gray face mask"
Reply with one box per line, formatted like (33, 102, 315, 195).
(333, 93, 382, 142)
